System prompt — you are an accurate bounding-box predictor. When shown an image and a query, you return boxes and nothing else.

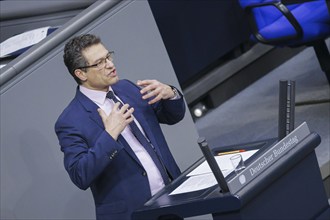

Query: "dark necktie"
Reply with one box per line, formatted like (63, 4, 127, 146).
(106, 91, 170, 184)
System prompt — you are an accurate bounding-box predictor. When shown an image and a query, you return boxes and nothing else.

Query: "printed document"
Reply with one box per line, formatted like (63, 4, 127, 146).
(0, 27, 49, 58)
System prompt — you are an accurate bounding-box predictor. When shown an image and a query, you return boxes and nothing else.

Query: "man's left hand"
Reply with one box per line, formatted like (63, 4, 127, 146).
(137, 79, 175, 105)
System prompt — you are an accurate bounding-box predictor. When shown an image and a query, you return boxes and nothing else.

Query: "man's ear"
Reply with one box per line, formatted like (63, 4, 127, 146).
(74, 69, 87, 82)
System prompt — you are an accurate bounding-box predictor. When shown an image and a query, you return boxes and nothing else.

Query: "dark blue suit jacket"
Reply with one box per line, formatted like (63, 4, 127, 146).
(55, 79, 185, 220)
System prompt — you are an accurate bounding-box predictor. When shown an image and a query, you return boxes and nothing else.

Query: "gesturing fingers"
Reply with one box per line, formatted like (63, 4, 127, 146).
(115, 103, 134, 119)
(119, 103, 130, 113)
(137, 79, 174, 104)
(123, 106, 134, 121)
(138, 79, 159, 95)
(147, 93, 162, 105)
(98, 103, 135, 140)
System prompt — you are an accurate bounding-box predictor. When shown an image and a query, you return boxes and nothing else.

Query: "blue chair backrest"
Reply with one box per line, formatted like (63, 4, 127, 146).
(238, 0, 330, 44)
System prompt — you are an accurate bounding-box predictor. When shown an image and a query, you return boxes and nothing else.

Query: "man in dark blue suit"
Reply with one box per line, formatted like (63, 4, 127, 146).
(55, 34, 186, 220)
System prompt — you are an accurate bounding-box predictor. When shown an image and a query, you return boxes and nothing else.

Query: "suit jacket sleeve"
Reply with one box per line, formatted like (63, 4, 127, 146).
(152, 91, 186, 125)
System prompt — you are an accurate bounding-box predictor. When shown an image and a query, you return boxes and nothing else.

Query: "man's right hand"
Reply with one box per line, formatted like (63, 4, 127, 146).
(98, 102, 134, 140)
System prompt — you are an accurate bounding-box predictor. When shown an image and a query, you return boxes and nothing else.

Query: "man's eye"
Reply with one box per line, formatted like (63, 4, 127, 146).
(96, 60, 104, 66)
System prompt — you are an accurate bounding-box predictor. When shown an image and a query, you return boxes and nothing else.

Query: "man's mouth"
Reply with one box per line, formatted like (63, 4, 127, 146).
(108, 69, 117, 77)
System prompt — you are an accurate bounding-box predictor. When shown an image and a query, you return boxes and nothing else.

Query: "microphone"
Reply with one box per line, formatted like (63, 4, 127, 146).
(198, 137, 230, 193)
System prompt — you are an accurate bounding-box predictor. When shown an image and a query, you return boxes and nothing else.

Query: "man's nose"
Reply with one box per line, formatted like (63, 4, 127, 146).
(105, 59, 114, 68)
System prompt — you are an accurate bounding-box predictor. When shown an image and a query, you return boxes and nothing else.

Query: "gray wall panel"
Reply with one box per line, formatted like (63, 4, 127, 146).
(0, 0, 97, 42)
(0, 0, 201, 219)
(0, 0, 96, 20)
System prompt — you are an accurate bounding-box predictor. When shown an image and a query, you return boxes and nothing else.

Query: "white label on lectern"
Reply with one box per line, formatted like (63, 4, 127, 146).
(228, 122, 310, 193)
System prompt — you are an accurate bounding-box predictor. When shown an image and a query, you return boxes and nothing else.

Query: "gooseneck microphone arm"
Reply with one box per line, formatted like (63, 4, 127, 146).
(198, 137, 230, 193)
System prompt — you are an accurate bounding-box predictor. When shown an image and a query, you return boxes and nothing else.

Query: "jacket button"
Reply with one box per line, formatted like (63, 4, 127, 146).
(142, 171, 147, 176)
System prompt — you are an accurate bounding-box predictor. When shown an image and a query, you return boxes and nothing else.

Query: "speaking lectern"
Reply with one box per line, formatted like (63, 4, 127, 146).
(132, 122, 330, 220)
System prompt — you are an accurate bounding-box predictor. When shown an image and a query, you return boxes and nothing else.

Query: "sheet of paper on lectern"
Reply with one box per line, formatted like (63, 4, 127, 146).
(169, 173, 218, 195)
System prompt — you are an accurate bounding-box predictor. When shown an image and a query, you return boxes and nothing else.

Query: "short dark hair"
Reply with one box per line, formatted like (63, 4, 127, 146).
(63, 34, 101, 84)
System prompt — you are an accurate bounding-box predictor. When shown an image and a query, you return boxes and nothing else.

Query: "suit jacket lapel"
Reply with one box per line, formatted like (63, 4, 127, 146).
(75, 88, 104, 129)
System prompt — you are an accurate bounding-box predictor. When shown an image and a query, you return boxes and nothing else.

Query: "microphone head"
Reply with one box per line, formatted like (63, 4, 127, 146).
(197, 137, 206, 144)
(197, 137, 209, 148)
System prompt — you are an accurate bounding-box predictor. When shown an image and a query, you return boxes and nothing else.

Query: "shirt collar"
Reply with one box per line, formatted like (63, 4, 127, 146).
(79, 85, 113, 105)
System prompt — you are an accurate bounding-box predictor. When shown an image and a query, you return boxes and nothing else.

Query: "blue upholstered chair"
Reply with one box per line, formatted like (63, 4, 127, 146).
(239, 0, 330, 83)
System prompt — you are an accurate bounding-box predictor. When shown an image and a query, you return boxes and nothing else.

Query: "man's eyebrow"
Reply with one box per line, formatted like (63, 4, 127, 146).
(92, 51, 109, 64)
